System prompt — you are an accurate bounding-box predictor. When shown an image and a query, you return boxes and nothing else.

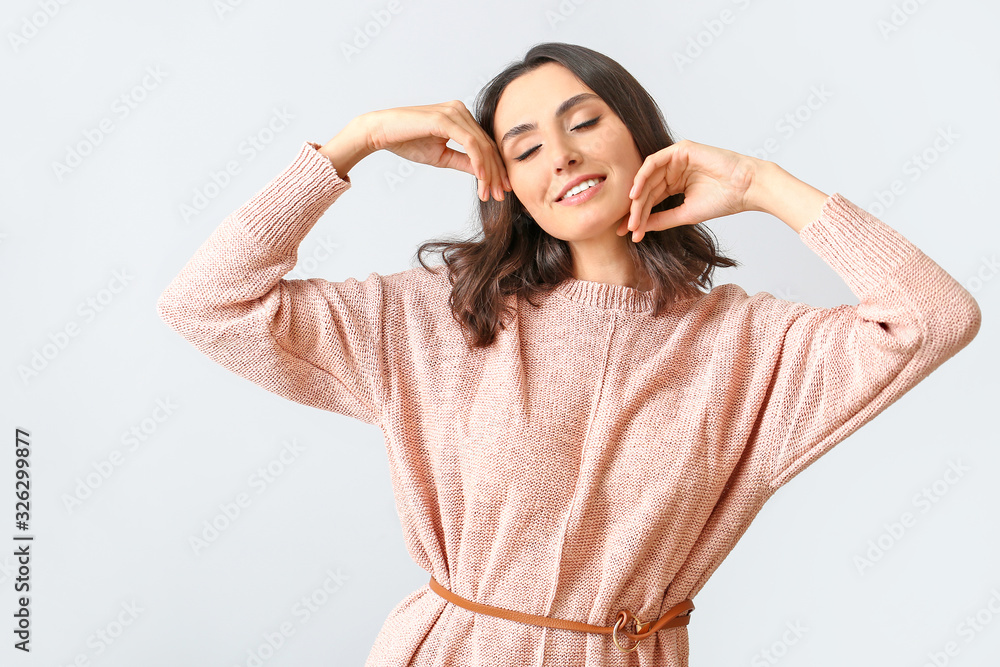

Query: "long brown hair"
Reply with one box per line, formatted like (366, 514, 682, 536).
(414, 42, 739, 349)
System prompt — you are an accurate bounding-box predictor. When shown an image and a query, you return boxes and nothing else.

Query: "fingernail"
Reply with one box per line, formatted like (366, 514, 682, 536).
(629, 185, 636, 198)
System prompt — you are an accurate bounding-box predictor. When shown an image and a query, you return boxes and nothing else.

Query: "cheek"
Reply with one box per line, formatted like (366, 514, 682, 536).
(510, 173, 546, 212)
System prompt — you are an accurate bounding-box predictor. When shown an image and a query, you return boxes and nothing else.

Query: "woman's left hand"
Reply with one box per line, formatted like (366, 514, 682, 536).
(621, 139, 762, 242)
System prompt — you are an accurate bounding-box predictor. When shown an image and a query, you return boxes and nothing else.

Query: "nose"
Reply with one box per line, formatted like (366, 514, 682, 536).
(551, 133, 581, 172)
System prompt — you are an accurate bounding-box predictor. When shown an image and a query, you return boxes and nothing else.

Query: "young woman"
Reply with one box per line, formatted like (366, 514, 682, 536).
(158, 42, 981, 666)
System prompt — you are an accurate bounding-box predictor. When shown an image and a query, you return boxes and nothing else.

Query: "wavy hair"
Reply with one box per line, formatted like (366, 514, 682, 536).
(414, 42, 739, 349)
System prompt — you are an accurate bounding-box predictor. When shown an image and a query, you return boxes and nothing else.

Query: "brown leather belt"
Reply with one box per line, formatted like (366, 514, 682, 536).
(428, 576, 694, 654)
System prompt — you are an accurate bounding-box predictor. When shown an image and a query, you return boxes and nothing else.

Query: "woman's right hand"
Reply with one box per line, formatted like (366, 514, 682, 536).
(358, 101, 511, 202)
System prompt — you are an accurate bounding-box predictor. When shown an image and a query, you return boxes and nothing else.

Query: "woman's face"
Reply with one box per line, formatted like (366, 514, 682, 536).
(492, 62, 643, 245)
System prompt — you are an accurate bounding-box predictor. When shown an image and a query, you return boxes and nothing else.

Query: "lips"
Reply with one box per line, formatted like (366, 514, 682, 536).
(556, 174, 606, 202)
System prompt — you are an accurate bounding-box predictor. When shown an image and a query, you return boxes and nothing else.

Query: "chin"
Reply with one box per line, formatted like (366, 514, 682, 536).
(556, 222, 615, 241)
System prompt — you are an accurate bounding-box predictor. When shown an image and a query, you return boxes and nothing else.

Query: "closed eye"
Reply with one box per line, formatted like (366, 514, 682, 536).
(513, 116, 601, 162)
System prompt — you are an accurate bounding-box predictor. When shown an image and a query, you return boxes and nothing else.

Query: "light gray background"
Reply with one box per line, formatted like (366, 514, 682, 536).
(3, 0, 998, 665)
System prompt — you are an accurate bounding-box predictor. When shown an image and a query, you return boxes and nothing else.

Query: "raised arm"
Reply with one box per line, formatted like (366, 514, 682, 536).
(156, 102, 510, 425)
(620, 140, 981, 490)
(740, 167, 982, 490)
(156, 125, 391, 423)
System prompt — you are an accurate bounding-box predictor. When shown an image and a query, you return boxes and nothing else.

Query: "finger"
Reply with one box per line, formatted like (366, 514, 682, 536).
(632, 197, 651, 242)
(483, 139, 505, 200)
(440, 147, 474, 177)
(453, 105, 507, 200)
(627, 176, 644, 229)
(441, 104, 506, 201)
(439, 146, 489, 202)
(631, 143, 682, 200)
(496, 153, 511, 198)
(485, 137, 506, 200)
(627, 188, 643, 234)
(642, 208, 682, 234)
(629, 155, 660, 200)
(632, 182, 666, 242)
(430, 118, 490, 202)
(437, 139, 483, 197)
(627, 192, 642, 232)
(443, 101, 502, 200)
(636, 201, 654, 242)
(634, 198, 654, 242)
(438, 110, 490, 200)
(453, 103, 508, 200)
(636, 188, 658, 240)
(629, 170, 645, 200)
(489, 147, 505, 200)
(628, 170, 660, 230)
(629, 161, 666, 228)
(498, 148, 512, 191)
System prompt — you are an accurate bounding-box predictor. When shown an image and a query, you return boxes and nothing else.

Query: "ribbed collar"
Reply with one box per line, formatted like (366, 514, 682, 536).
(554, 277, 702, 313)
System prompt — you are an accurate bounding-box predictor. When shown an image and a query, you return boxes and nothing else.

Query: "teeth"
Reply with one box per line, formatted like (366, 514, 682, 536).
(561, 178, 603, 200)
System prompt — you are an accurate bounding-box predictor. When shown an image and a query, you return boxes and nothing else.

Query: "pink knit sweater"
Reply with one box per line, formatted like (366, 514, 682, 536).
(157, 141, 981, 666)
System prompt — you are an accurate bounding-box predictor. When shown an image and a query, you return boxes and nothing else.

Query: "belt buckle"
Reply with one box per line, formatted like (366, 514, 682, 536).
(612, 610, 649, 654)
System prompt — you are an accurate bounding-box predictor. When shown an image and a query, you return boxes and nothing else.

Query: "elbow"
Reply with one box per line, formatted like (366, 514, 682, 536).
(956, 291, 983, 349)
(155, 290, 171, 323)
(156, 284, 195, 334)
(156, 287, 179, 327)
(927, 289, 982, 359)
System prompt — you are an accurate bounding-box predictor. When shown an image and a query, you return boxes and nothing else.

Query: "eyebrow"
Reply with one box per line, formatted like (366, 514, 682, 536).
(499, 92, 602, 150)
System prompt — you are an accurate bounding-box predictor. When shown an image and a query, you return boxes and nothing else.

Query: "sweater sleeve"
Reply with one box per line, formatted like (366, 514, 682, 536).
(156, 141, 386, 426)
(745, 193, 982, 491)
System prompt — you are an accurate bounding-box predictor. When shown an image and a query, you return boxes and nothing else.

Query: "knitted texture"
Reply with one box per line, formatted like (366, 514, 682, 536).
(157, 141, 982, 666)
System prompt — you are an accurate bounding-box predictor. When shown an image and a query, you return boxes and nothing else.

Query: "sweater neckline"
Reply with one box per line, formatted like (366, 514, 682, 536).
(554, 277, 701, 312)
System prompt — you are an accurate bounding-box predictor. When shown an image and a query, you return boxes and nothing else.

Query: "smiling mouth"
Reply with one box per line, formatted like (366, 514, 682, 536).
(557, 176, 606, 202)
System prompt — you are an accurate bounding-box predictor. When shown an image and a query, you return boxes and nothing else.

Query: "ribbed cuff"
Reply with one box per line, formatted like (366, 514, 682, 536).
(235, 141, 352, 255)
(798, 193, 919, 299)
